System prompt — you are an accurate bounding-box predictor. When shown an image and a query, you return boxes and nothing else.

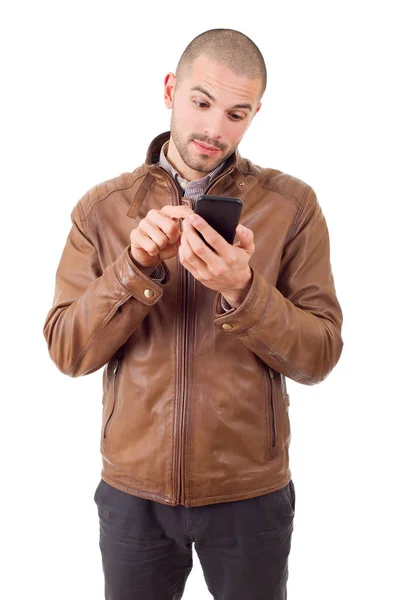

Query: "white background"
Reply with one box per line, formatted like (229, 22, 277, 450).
(1, 1, 399, 598)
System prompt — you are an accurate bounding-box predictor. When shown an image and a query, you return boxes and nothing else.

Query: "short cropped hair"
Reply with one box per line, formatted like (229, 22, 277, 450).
(175, 29, 267, 98)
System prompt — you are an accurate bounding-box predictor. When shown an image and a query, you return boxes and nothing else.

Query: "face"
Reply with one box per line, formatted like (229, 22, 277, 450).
(163, 54, 262, 181)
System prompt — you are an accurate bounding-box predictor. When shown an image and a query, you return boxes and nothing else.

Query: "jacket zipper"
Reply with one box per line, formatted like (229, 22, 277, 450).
(103, 360, 120, 445)
(267, 366, 277, 453)
(176, 265, 193, 504)
(170, 178, 191, 505)
(164, 167, 233, 504)
(176, 215, 196, 504)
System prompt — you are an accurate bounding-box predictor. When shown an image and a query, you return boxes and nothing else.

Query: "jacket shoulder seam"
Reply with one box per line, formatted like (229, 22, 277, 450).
(256, 171, 313, 244)
(241, 162, 309, 211)
(260, 177, 310, 211)
(79, 170, 146, 221)
(290, 184, 318, 239)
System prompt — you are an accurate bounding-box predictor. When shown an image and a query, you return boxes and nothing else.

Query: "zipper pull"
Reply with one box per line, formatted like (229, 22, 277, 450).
(267, 366, 274, 379)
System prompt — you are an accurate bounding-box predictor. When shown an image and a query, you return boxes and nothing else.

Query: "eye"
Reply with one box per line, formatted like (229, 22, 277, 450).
(194, 99, 209, 108)
(230, 113, 245, 121)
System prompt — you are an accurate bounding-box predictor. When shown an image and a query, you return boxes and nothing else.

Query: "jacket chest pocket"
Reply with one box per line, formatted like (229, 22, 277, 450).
(265, 367, 291, 458)
(101, 358, 121, 454)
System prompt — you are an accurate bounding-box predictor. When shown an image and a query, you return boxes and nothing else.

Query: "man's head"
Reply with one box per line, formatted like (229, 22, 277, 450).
(163, 29, 267, 181)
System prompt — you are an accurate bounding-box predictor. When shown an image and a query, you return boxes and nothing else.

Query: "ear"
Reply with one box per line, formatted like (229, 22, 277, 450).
(164, 72, 176, 109)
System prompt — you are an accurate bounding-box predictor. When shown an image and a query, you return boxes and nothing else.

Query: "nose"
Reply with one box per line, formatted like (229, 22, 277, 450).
(203, 110, 224, 141)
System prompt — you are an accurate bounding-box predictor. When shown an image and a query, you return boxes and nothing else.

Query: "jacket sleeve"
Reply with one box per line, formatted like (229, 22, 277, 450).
(213, 186, 343, 385)
(43, 203, 165, 377)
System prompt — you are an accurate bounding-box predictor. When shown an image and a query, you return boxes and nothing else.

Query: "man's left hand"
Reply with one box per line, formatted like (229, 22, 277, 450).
(179, 214, 255, 308)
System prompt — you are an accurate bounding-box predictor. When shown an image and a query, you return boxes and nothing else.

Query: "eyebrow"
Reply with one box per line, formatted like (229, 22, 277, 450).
(190, 85, 253, 111)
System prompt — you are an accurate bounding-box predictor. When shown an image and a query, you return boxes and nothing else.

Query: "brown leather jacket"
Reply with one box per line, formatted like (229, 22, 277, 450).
(43, 131, 343, 507)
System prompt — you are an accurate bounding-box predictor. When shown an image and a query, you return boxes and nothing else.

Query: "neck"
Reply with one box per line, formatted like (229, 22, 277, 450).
(166, 138, 211, 181)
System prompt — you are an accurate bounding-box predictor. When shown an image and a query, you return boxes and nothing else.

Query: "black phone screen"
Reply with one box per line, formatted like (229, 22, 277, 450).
(193, 195, 243, 247)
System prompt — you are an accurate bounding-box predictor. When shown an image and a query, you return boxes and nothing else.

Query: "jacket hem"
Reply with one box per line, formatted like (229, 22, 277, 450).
(184, 473, 292, 507)
(101, 473, 176, 505)
(101, 471, 292, 507)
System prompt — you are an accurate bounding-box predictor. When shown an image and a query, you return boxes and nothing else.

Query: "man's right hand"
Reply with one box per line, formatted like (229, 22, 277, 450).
(130, 205, 194, 269)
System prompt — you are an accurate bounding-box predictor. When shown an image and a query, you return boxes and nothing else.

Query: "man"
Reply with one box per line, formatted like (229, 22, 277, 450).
(43, 28, 343, 600)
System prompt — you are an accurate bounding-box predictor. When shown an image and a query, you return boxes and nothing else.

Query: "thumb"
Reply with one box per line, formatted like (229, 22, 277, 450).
(235, 224, 254, 251)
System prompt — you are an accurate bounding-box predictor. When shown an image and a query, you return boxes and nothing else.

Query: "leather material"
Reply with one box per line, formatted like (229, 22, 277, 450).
(43, 131, 343, 507)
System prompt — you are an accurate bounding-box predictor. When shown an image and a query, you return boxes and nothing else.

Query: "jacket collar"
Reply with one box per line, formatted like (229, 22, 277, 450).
(127, 132, 246, 218)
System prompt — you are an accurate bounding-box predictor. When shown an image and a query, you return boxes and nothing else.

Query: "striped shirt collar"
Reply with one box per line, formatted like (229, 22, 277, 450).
(158, 141, 226, 202)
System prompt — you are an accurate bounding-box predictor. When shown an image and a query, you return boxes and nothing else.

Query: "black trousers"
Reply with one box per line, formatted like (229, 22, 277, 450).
(94, 478, 295, 600)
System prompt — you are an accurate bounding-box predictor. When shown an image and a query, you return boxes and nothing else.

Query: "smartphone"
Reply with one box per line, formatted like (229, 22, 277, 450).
(193, 195, 243, 248)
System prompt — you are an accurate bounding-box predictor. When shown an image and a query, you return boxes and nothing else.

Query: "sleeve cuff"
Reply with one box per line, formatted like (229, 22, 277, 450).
(113, 246, 167, 306)
(213, 268, 271, 332)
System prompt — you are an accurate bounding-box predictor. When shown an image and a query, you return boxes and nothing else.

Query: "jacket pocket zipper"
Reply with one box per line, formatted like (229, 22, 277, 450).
(266, 366, 277, 453)
(103, 360, 120, 444)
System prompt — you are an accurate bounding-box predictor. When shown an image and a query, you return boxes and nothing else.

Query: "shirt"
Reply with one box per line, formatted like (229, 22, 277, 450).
(158, 140, 226, 205)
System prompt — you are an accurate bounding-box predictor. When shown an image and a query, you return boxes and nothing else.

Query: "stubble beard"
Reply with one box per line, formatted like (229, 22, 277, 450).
(170, 114, 230, 175)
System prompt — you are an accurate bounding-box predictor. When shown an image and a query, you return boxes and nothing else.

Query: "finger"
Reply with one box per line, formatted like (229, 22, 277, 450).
(235, 224, 255, 253)
(186, 214, 228, 256)
(159, 242, 180, 261)
(139, 220, 170, 249)
(179, 231, 207, 274)
(131, 229, 160, 257)
(160, 205, 194, 220)
(146, 210, 182, 244)
(182, 220, 220, 264)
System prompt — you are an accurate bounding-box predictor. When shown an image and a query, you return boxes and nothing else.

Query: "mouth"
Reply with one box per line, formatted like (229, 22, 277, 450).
(192, 140, 221, 155)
